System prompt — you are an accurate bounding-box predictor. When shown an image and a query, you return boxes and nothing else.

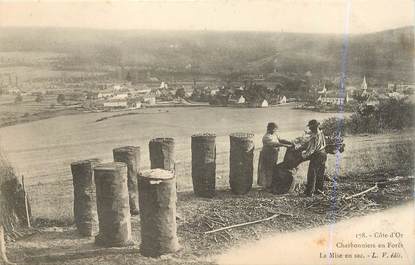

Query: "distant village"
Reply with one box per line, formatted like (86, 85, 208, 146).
(302, 76, 415, 111)
(1, 72, 414, 112)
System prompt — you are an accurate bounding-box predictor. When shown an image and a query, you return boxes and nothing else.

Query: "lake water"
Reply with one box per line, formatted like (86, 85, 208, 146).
(0, 105, 338, 185)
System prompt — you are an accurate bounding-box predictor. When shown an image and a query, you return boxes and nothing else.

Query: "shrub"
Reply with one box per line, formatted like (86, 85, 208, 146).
(14, 94, 23, 104)
(57, 94, 65, 103)
(320, 117, 346, 154)
(35, 94, 44, 103)
(343, 98, 414, 134)
(377, 98, 414, 130)
(175, 88, 186, 98)
(346, 113, 381, 134)
(320, 117, 347, 137)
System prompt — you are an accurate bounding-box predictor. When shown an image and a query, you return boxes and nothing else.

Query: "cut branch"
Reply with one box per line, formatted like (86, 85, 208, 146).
(204, 212, 292, 235)
(345, 184, 378, 200)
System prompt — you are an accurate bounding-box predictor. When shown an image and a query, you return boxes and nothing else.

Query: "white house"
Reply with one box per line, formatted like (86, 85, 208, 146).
(388, 83, 395, 90)
(279, 96, 287, 104)
(98, 91, 114, 99)
(210, 89, 220, 96)
(146, 97, 156, 105)
(317, 92, 349, 105)
(318, 96, 346, 105)
(237, 95, 246, 104)
(143, 95, 156, 105)
(159, 82, 168, 89)
(7, 88, 21, 94)
(113, 85, 122, 91)
(103, 100, 128, 108)
(150, 88, 162, 98)
(135, 88, 152, 95)
(388, 83, 415, 92)
(387, 92, 406, 100)
(129, 101, 142, 109)
(113, 93, 129, 100)
(260, 99, 269, 108)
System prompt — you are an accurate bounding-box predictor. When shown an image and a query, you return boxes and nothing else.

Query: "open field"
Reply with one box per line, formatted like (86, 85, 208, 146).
(0, 105, 413, 221)
(0, 104, 336, 185)
(0, 94, 81, 127)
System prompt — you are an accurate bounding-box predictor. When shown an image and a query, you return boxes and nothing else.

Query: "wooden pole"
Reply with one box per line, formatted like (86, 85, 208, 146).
(21, 175, 31, 228)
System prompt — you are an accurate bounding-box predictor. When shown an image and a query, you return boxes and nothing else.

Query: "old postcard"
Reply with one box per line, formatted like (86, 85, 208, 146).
(0, 0, 413, 264)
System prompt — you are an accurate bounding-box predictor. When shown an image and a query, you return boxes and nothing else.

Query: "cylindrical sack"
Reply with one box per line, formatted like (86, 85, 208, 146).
(71, 158, 101, 236)
(191, 133, 216, 197)
(229, 133, 255, 195)
(149, 138, 175, 170)
(94, 162, 133, 247)
(113, 146, 140, 215)
(138, 169, 180, 257)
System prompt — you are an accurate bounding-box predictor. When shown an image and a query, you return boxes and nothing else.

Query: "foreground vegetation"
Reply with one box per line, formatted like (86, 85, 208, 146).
(7, 164, 414, 265)
(0, 147, 32, 244)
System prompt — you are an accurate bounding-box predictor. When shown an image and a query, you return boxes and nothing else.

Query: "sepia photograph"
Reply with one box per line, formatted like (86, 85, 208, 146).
(0, 0, 413, 264)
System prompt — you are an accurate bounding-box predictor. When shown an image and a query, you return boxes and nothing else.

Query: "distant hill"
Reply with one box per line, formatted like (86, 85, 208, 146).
(0, 26, 413, 83)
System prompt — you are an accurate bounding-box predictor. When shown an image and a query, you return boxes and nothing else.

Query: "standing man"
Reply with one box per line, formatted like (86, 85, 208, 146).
(299, 120, 327, 196)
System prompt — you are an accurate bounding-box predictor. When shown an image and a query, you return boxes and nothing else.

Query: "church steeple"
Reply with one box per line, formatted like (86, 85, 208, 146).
(361, 76, 368, 91)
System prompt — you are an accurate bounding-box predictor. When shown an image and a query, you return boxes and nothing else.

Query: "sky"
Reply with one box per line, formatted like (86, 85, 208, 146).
(0, 0, 413, 34)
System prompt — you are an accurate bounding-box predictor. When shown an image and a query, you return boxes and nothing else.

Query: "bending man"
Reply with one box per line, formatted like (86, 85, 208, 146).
(300, 119, 327, 196)
(258, 122, 292, 190)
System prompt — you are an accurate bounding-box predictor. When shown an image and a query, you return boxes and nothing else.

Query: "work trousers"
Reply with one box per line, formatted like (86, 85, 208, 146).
(305, 150, 327, 196)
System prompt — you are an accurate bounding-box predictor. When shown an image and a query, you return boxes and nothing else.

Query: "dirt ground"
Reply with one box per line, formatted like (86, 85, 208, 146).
(7, 170, 414, 265)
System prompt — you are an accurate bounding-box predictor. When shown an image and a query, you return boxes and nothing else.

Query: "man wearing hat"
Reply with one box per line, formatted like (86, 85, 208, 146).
(300, 119, 327, 196)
